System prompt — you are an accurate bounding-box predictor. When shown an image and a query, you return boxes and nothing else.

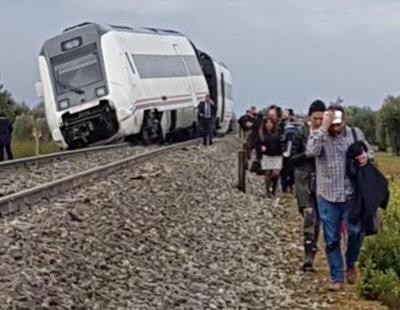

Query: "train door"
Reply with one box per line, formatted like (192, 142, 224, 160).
(173, 44, 197, 106)
(173, 44, 197, 129)
(220, 73, 225, 123)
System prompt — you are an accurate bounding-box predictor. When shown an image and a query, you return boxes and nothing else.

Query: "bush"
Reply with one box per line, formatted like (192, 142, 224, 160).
(359, 259, 399, 300)
(12, 114, 34, 141)
(12, 113, 52, 143)
(379, 96, 400, 155)
(358, 181, 400, 307)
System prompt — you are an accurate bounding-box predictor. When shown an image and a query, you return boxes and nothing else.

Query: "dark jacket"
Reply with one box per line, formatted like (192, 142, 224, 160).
(347, 141, 389, 235)
(247, 112, 265, 150)
(256, 130, 282, 159)
(291, 123, 317, 212)
(277, 120, 286, 138)
(0, 115, 13, 145)
(290, 123, 314, 170)
(197, 100, 217, 120)
(238, 113, 255, 132)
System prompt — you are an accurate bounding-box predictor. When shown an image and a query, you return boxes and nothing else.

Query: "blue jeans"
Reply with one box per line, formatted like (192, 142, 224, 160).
(317, 196, 364, 283)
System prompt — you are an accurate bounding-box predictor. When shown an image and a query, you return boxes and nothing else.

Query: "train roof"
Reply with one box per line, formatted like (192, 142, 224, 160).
(62, 22, 185, 37)
(40, 22, 186, 56)
(40, 22, 232, 71)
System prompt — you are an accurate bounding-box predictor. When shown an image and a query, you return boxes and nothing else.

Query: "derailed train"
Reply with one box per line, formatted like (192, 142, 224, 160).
(35, 22, 234, 148)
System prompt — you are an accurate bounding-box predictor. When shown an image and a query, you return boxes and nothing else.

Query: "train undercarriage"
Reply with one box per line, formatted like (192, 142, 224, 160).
(60, 100, 119, 149)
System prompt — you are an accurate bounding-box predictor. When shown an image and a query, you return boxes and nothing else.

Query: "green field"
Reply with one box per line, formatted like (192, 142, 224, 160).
(375, 152, 400, 178)
(11, 140, 60, 159)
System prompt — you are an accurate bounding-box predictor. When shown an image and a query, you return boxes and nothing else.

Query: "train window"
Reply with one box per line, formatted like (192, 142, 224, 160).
(226, 83, 233, 100)
(53, 52, 103, 95)
(132, 54, 202, 79)
(183, 56, 203, 76)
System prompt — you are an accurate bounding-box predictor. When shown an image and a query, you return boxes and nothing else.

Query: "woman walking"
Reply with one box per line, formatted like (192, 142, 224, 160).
(256, 117, 283, 197)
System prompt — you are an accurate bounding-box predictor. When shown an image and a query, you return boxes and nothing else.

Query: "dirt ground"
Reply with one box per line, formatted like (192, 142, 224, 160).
(282, 195, 387, 310)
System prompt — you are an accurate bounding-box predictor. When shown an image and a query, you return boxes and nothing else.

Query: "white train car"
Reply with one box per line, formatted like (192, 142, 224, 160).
(36, 22, 233, 148)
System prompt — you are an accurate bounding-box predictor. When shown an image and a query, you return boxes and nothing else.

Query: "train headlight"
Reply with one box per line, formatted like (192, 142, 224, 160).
(61, 37, 82, 51)
(58, 99, 70, 110)
(95, 86, 107, 97)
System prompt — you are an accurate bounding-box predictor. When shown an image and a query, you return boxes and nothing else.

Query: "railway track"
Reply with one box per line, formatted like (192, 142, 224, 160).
(0, 142, 130, 169)
(0, 140, 197, 217)
(0, 143, 151, 197)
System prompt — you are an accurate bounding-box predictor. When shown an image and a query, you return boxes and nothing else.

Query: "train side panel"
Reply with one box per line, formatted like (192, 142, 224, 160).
(38, 56, 66, 146)
(213, 61, 234, 134)
(112, 31, 209, 134)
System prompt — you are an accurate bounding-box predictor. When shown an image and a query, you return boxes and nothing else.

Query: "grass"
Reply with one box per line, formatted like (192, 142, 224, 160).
(357, 151, 400, 308)
(10, 140, 60, 159)
(375, 152, 400, 177)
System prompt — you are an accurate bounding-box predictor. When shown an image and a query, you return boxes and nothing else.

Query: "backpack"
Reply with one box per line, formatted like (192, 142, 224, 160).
(282, 122, 300, 157)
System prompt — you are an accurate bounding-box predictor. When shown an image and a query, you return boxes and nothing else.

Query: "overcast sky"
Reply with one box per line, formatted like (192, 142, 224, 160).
(1, 0, 400, 114)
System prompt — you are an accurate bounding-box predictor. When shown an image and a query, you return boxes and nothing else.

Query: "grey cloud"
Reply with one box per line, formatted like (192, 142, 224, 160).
(1, 0, 400, 115)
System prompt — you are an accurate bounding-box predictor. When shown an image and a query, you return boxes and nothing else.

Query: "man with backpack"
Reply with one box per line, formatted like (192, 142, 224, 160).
(306, 104, 372, 291)
(291, 100, 326, 272)
(280, 109, 298, 195)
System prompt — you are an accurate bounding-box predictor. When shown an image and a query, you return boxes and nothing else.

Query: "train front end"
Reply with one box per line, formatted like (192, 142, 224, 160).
(36, 23, 119, 149)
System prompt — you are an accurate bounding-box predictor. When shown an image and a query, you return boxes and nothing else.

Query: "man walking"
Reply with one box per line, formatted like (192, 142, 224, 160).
(306, 104, 371, 291)
(291, 100, 325, 272)
(238, 107, 256, 141)
(0, 110, 13, 161)
(197, 95, 216, 145)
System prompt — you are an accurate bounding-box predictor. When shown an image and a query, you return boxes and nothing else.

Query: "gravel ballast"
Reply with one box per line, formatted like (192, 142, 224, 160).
(0, 137, 339, 309)
(0, 145, 150, 197)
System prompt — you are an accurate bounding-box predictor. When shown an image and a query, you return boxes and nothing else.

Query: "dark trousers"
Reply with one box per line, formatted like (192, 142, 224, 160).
(201, 118, 213, 145)
(0, 143, 13, 161)
(281, 157, 294, 192)
(295, 170, 320, 257)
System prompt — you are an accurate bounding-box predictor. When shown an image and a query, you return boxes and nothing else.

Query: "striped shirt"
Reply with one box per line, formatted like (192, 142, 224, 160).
(306, 126, 372, 203)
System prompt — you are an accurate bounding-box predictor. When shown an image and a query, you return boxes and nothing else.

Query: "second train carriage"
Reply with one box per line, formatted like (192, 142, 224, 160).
(36, 22, 233, 148)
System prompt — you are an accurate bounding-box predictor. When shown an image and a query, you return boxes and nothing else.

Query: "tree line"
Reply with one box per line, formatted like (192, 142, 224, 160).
(346, 96, 400, 155)
(0, 83, 51, 142)
(2, 81, 400, 153)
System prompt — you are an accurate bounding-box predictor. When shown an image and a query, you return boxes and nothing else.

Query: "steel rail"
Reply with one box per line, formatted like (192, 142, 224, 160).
(0, 140, 197, 216)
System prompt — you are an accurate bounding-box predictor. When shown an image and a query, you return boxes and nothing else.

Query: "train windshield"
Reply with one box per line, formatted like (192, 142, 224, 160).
(53, 50, 103, 95)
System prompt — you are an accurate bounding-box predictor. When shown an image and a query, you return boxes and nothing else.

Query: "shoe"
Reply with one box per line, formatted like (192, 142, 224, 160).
(265, 188, 273, 198)
(302, 253, 315, 272)
(302, 264, 316, 273)
(327, 282, 344, 292)
(283, 191, 294, 198)
(347, 267, 357, 285)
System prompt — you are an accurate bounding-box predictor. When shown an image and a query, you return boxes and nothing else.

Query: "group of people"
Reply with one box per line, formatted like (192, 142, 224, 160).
(239, 100, 389, 291)
(0, 110, 13, 161)
(239, 105, 301, 197)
